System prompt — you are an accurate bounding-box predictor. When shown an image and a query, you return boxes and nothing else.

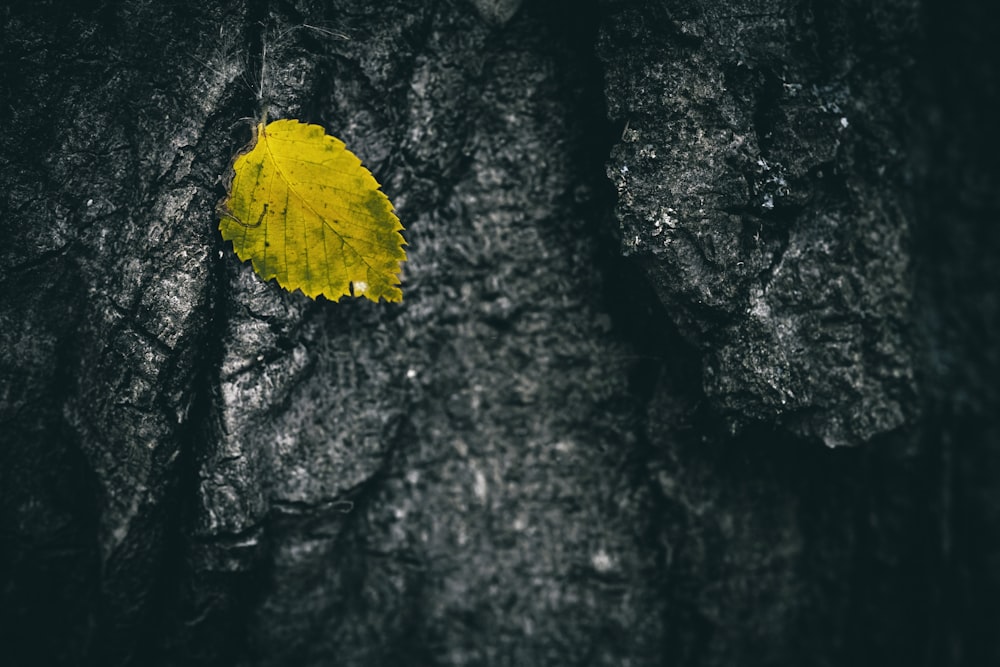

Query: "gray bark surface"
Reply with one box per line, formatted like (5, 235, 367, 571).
(601, 0, 916, 447)
(1, 1, 998, 666)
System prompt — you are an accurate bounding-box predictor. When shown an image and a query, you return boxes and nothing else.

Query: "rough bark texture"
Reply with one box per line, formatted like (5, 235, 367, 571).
(601, 0, 917, 447)
(1, 1, 998, 666)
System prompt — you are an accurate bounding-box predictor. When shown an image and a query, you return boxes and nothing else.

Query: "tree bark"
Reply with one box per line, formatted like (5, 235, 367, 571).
(1, 1, 997, 666)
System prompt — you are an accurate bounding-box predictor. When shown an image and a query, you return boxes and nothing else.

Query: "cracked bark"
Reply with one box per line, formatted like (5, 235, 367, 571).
(1, 1, 998, 666)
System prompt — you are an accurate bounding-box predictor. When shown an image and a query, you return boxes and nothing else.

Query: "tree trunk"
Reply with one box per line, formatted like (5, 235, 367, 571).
(1, 1, 997, 665)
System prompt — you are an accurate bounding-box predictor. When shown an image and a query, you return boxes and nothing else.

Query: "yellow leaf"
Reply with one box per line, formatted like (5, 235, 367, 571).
(219, 119, 406, 302)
